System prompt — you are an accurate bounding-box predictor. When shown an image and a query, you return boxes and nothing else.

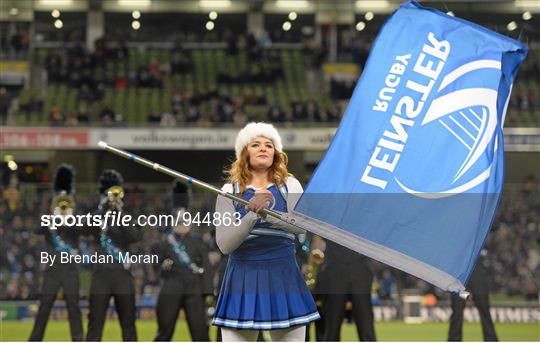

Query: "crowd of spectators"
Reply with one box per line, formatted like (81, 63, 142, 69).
(0, 87, 16, 125)
(1, 172, 538, 303)
(0, 24, 30, 60)
(12, 41, 535, 128)
(487, 175, 539, 300)
(1, 29, 538, 128)
(42, 31, 286, 91)
(512, 90, 540, 112)
(145, 89, 342, 128)
(44, 41, 167, 90)
(37, 91, 343, 128)
(5, 32, 341, 127)
(3, 22, 536, 128)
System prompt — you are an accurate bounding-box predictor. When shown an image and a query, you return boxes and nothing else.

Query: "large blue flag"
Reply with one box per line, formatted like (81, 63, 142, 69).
(289, 0, 527, 293)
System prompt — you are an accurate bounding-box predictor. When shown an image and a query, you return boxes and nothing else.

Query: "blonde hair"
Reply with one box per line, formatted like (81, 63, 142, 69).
(225, 146, 292, 193)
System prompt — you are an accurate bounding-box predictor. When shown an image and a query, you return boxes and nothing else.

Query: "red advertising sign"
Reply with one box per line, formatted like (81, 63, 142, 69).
(0, 128, 89, 149)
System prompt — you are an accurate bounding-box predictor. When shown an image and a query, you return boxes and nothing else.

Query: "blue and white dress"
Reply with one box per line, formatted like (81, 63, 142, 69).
(212, 178, 320, 330)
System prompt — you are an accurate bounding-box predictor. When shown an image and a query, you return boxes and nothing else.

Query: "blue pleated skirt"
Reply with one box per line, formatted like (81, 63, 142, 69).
(212, 238, 320, 330)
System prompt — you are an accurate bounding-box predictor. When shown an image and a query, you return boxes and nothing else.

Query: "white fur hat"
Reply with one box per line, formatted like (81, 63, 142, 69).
(234, 122, 283, 159)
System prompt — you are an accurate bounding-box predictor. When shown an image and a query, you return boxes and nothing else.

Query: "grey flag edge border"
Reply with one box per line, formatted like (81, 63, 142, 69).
(286, 210, 467, 295)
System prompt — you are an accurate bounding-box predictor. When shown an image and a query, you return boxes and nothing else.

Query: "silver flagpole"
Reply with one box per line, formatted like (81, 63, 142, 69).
(97, 141, 284, 219)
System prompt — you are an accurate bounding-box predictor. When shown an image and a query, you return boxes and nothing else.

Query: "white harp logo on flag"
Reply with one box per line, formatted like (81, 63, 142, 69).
(396, 59, 504, 198)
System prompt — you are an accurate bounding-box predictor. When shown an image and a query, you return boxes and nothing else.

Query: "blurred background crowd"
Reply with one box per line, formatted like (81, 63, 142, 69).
(1, 1, 539, 128)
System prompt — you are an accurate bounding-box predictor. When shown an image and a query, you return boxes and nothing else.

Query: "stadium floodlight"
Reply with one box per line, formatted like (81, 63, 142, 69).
(209, 11, 218, 20)
(118, 0, 151, 8)
(132, 10, 141, 19)
(288, 12, 298, 21)
(206, 21, 215, 30)
(39, 0, 73, 6)
(356, 1, 390, 10)
(355, 21, 366, 31)
(364, 12, 374, 21)
(522, 11, 532, 20)
(51, 9, 60, 17)
(506, 21, 518, 31)
(276, 1, 309, 9)
(54, 19, 63, 29)
(199, 0, 231, 8)
(7, 161, 17, 171)
(282, 21, 292, 31)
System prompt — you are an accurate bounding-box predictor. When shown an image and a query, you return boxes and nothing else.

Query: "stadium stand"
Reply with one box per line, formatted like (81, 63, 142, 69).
(12, 44, 338, 126)
(8, 42, 540, 127)
(3, 8, 538, 129)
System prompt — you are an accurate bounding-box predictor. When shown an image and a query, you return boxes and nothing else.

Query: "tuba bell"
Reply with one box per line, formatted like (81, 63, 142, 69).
(51, 193, 76, 215)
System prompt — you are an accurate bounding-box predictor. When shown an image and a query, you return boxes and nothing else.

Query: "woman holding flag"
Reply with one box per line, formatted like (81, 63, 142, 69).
(211, 122, 320, 341)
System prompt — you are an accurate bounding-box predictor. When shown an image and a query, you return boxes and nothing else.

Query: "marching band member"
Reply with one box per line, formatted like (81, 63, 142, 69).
(29, 164, 83, 341)
(212, 122, 319, 341)
(153, 180, 212, 341)
(85, 170, 142, 341)
(317, 240, 376, 341)
(300, 234, 326, 341)
(448, 250, 498, 341)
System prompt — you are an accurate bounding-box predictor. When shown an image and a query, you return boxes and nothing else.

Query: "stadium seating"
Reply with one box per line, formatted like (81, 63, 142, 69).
(7, 42, 540, 127)
(13, 46, 337, 126)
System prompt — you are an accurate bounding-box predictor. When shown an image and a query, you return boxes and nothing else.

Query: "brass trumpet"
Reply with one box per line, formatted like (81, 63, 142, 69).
(107, 185, 125, 201)
(106, 185, 125, 210)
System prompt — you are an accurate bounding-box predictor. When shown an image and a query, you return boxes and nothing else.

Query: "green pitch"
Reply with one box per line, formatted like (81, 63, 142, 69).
(0, 320, 538, 341)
